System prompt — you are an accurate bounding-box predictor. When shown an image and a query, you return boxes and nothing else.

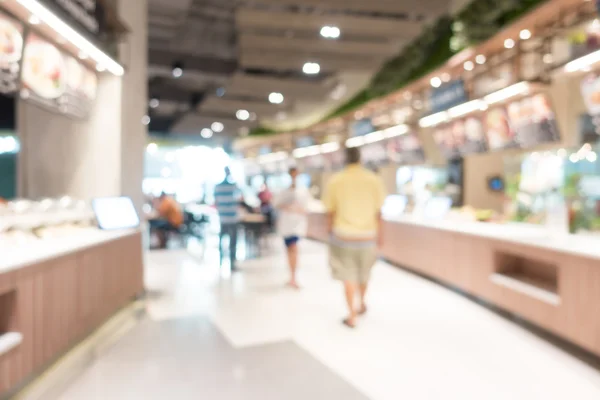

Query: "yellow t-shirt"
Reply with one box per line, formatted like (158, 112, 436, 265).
(322, 164, 386, 239)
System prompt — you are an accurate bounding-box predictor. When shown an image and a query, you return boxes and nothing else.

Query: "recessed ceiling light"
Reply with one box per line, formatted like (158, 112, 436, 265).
(236, 109, 250, 121)
(320, 26, 340, 39)
(28, 15, 40, 25)
(149, 98, 160, 108)
(475, 54, 486, 65)
(141, 115, 151, 125)
(268, 92, 284, 104)
(172, 63, 183, 78)
(201, 128, 213, 138)
(303, 62, 320, 75)
(430, 77, 442, 88)
(464, 61, 474, 71)
(504, 38, 515, 49)
(519, 29, 532, 40)
(211, 122, 224, 132)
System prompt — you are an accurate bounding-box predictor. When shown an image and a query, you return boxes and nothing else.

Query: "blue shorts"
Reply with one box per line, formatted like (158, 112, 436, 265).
(284, 236, 299, 247)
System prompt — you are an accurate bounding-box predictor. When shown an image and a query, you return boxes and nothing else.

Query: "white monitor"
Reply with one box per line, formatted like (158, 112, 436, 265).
(92, 197, 140, 230)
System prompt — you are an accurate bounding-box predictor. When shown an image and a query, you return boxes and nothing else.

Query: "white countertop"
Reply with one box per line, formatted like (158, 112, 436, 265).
(0, 229, 140, 275)
(383, 214, 600, 261)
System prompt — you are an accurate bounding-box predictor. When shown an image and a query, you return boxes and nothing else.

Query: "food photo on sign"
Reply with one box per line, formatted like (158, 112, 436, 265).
(387, 133, 425, 165)
(485, 106, 517, 150)
(0, 11, 23, 94)
(508, 94, 560, 148)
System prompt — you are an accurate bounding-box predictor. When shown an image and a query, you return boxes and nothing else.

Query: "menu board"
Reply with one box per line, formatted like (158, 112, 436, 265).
(387, 133, 426, 165)
(0, 11, 24, 94)
(21, 33, 97, 118)
(433, 116, 488, 159)
(486, 94, 560, 150)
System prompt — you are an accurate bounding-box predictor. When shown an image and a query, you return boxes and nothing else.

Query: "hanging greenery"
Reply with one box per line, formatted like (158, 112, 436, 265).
(250, 0, 550, 136)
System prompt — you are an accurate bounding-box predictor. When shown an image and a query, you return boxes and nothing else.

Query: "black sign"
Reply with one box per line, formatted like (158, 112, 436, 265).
(429, 79, 468, 114)
(42, 0, 105, 38)
(0, 11, 24, 95)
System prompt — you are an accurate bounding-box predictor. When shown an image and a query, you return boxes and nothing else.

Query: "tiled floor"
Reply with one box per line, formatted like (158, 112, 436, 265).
(59, 239, 600, 400)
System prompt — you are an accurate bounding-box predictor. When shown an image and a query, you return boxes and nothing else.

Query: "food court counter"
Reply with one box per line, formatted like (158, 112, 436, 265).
(0, 229, 144, 397)
(306, 211, 600, 357)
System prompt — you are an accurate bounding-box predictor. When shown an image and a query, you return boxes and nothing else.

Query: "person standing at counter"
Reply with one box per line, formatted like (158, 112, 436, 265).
(274, 167, 311, 289)
(323, 147, 386, 329)
(215, 167, 240, 272)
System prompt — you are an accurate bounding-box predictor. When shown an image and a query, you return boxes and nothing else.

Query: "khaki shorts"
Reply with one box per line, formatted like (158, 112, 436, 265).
(329, 244, 377, 284)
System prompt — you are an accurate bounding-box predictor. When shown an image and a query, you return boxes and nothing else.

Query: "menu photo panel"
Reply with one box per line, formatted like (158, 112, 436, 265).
(0, 11, 24, 94)
(20, 32, 97, 118)
(433, 116, 488, 159)
(387, 132, 426, 165)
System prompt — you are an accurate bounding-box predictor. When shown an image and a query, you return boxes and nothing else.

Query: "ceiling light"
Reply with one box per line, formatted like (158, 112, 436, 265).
(384, 124, 409, 138)
(441, 73, 451, 82)
(172, 67, 183, 78)
(201, 128, 213, 138)
(293, 145, 321, 158)
(587, 151, 597, 162)
(211, 122, 224, 132)
(345, 137, 365, 148)
(430, 77, 442, 88)
(149, 98, 160, 108)
(141, 115, 151, 125)
(303, 62, 320, 75)
(146, 143, 158, 154)
(475, 54, 486, 65)
(320, 142, 340, 153)
(464, 61, 474, 71)
(236, 109, 250, 121)
(320, 26, 340, 39)
(483, 81, 530, 105)
(268, 92, 284, 104)
(96, 64, 105, 72)
(28, 15, 40, 25)
(519, 29, 532, 40)
(17, 0, 124, 76)
(504, 38, 515, 49)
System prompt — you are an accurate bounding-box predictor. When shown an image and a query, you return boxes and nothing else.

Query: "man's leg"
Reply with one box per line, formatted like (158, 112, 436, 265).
(358, 282, 368, 314)
(358, 246, 377, 315)
(218, 227, 226, 266)
(343, 280, 357, 327)
(229, 224, 238, 270)
(286, 241, 299, 288)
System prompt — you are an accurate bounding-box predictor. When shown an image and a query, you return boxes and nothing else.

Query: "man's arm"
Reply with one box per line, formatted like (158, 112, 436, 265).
(322, 182, 336, 235)
(375, 179, 387, 249)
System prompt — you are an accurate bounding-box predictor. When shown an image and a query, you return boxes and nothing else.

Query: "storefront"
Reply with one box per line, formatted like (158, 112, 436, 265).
(0, 1, 147, 397)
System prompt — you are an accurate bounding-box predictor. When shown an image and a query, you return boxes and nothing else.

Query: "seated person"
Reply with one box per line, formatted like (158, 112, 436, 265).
(150, 192, 183, 248)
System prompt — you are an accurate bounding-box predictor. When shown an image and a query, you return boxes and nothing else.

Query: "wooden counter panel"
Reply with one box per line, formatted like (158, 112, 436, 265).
(0, 232, 143, 397)
(307, 213, 600, 356)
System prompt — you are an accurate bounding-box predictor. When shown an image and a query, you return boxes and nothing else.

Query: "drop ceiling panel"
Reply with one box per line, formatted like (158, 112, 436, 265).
(199, 97, 285, 116)
(236, 9, 422, 38)
(171, 113, 257, 135)
(238, 34, 400, 57)
(226, 73, 332, 100)
(239, 51, 383, 72)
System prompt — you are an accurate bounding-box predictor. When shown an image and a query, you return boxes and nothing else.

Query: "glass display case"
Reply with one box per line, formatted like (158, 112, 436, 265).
(564, 144, 600, 235)
(395, 165, 449, 215)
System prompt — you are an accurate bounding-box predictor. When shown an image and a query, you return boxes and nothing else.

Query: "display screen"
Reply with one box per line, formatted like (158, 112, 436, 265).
(21, 33, 97, 118)
(0, 11, 24, 95)
(433, 116, 488, 159)
(92, 197, 140, 230)
(485, 94, 560, 150)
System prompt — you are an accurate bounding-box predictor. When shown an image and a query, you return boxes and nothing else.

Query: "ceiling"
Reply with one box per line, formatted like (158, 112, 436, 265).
(146, 0, 452, 140)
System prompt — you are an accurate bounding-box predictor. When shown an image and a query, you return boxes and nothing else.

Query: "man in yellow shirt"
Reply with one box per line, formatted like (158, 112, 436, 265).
(322, 146, 386, 328)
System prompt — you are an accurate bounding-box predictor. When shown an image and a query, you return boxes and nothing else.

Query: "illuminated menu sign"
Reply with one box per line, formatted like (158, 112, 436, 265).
(433, 116, 488, 159)
(0, 11, 24, 94)
(485, 94, 560, 150)
(21, 33, 97, 118)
